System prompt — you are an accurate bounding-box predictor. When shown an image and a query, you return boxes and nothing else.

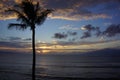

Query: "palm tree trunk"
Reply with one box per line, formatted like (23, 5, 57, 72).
(32, 27, 36, 80)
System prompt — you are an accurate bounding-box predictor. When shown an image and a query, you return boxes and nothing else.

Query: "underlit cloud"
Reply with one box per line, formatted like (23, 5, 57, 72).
(50, 12, 110, 20)
(80, 24, 101, 39)
(1, 0, 119, 20)
(0, 38, 120, 53)
(0, 0, 17, 20)
(81, 24, 96, 31)
(59, 24, 80, 30)
(37, 39, 120, 49)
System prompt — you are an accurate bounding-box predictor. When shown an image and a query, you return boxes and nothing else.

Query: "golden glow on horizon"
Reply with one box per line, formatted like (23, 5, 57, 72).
(37, 49, 51, 54)
(36, 49, 95, 54)
(38, 46, 51, 49)
(0, 40, 119, 54)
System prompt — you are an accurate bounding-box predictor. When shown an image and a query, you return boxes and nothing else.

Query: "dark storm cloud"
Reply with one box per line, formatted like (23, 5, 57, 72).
(1, 0, 120, 20)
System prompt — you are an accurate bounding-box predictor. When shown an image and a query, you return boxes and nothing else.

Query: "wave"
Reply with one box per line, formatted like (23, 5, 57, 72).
(37, 65, 120, 68)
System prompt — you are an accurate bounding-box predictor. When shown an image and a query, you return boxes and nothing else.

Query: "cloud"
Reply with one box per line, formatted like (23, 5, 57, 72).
(53, 31, 78, 40)
(0, 36, 32, 53)
(81, 24, 96, 31)
(102, 24, 120, 37)
(50, 11, 110, 21)
(0, 36, 31, 42)
(0, 41, 30, 48)
(59, 24, 80, 30)
(81, 31, 91, 39)
(8, 37, 22, 41)
(0, 0, 17, 20)
(67, 31, 77, 36)
(1, 0, 119, 20)
(81, 24, 120, 39)
(53, 32, 68, 39)
(0, 41, 32, 53)
(23, 38, 32, 41)
(42, 0, 118, 20)
(37, 39, 120, 49)
(0, 37, 120, 53)
(80, 24, 101, 39)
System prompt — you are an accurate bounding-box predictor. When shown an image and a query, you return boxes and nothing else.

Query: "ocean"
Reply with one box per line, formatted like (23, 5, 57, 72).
(0, 51, 120, 79)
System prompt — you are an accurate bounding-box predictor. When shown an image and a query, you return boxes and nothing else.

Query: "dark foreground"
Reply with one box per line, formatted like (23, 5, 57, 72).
(0, 71, 120, 80)
(0, 50, 120, 80)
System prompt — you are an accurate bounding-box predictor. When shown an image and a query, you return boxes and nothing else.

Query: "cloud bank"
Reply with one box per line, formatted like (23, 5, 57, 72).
(0, 35, 120, 53)
(80, 24, 101, 39)
(102, 24, 120, 37)
(81, 24, 120, 39)
(53, 31, 77, 39)
(0, 0, 120, 20)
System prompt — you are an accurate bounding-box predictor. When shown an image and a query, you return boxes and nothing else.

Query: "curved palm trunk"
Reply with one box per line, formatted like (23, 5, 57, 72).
(32, 27, 36, 80)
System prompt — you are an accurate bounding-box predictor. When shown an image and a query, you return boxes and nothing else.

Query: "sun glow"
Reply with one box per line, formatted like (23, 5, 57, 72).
(37, 49, 51, 54)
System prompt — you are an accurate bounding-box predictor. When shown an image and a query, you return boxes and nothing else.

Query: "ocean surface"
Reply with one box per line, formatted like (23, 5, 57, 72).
(0, 51, 120, 79)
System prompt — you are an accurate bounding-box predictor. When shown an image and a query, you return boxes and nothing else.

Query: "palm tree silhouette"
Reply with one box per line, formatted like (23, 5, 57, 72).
(6, 0, 53, 80)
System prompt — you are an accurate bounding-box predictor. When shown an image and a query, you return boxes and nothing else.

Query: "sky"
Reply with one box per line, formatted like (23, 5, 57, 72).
(0, 0, 120, 54)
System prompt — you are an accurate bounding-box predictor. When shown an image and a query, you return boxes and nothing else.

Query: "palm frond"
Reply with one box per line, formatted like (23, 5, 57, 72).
(6, 0, 53, 31)
(6, 8, 30, 25)
(35, 9, 53, 25)
(8, 23, 27, 30)
(35, 2, 40, 12)
(21, 0, 35, 21)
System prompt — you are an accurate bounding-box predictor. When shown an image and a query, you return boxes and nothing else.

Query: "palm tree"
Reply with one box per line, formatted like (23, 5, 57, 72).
(6, 0, 53, 80)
